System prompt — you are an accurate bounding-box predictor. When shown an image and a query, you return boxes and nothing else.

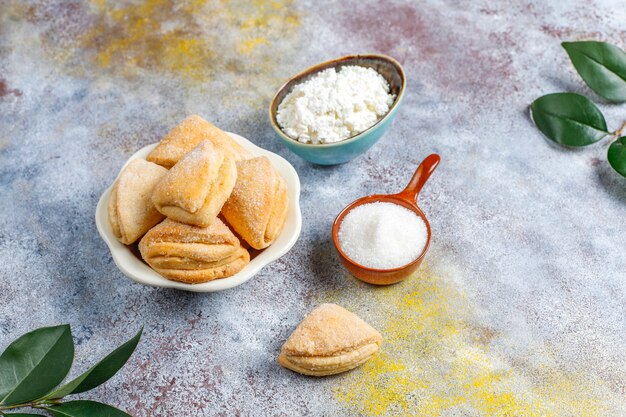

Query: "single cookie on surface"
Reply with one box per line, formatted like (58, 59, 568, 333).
(139, 218, 250, 283)
(221, 157, 288, 250)
(146, 115, 252, 168)
(278, 303, 383, 376)
(108, 159, 168, 245)
(151, 140, 237, 227)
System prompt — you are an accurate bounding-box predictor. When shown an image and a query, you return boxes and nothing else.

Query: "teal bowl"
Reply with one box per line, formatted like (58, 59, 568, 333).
(269, 54, 406, 165)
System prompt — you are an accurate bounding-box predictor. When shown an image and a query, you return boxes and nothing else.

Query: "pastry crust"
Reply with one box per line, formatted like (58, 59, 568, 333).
(151, 140, 237, 227)
(278, 304, 382, 376)
(139, 218, 250, 283)
(146, 115, 252, 168)
(221, 157, 288, 249)
(108, 159, 168, 245)
(278, 343, 379, 376)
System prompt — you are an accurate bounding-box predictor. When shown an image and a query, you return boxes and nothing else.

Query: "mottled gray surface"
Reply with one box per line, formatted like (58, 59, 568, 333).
(1, 0, 625, 416)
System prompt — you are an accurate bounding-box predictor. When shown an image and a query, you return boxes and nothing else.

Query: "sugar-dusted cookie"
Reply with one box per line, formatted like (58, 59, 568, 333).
(146, 115, 252, 168)
(221, 157, 288, 250)
(278, 304, 382, 376)
(108, 159, 167, 245)
(139, 218, 249, 283)
(152, 140, 236, 227)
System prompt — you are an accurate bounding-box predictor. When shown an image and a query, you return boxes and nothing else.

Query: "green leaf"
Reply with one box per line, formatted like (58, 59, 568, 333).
(0, 325, 74, 406)
(608, 137, 626, 177)
(4, 414, 47, 416)
(530, 93, 609, 146)
(46, 400, 131, 417)
(562, 41, 626, 102)
(45, 328, 142, 399)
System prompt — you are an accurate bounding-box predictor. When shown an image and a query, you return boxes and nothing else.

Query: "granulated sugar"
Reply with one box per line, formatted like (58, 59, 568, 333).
(338, 202, 427, 269)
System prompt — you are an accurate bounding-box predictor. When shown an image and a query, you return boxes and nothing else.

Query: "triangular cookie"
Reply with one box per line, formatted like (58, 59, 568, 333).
(221, 157, 288, 249)
(139, 218, 250, 283)
(146, 115, 252, 168)
(108, 159, 167, 245)
(278, 304, 382, 376)
(151, 140, 237, 227)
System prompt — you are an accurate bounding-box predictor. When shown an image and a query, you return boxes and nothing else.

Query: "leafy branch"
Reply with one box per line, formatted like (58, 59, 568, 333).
(530, 40, 626, 177)
(0, 325, 142, 417)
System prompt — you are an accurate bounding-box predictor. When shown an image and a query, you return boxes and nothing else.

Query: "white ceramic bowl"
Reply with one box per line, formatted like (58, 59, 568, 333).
(95, 132, 302, 292)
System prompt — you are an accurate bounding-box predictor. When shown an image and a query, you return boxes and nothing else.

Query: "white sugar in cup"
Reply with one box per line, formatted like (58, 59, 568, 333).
(338, 202, 428, 269)
(331, 154, 440, 285)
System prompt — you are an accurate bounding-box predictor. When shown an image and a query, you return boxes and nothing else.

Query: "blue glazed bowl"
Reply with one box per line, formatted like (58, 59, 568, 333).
(269, 54, 406, 165)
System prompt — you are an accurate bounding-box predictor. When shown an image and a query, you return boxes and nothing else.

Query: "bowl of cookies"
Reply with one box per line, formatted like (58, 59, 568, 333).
(96, 115, 302, 292)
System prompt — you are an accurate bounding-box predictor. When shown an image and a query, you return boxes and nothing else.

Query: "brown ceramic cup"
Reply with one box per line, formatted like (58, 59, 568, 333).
(332, 154, 440, 285)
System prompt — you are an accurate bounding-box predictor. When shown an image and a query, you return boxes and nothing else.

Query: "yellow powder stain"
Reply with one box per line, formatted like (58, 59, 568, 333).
(327, 265, 617, 416)
(238, 37, 269, 55)
(84, 0, 300, 82)
(0, 137, 10, 152)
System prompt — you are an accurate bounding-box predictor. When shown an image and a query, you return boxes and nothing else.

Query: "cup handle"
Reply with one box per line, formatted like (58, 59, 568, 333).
(397, 154, 440, 204)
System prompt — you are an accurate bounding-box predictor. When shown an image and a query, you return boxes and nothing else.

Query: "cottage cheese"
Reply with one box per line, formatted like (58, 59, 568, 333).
(276, 66, 396, 144)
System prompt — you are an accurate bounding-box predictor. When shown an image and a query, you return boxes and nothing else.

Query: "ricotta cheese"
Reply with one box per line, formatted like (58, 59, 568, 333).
(276, 65, 396, 144)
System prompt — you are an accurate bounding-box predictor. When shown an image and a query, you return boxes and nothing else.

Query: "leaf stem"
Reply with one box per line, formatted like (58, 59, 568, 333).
(614, 121, 626, 138)
(0, 401, 37, 411)
(0, 398, 62, 411)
